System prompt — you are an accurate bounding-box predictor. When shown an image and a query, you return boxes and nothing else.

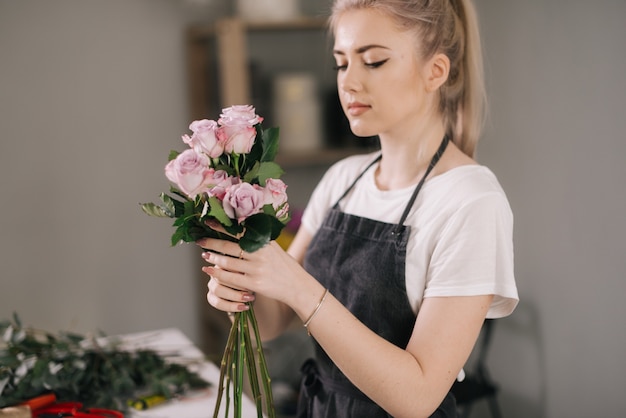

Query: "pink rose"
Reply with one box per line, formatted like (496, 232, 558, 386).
(164, 149, 212, 198)
(182, 119, 224, 158)
(219, 105, 263, 126)
(218, 105, 263, 155)
(222, 182, 265, 223)
(263, 178, 288, 210)
(206, 169, 240, 200)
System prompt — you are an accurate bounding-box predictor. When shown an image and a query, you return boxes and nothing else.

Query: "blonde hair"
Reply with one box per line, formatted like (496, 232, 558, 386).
(330, 0, 486, 157)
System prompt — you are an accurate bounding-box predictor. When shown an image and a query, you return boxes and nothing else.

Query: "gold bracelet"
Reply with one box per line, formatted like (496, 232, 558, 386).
(303, 288, 329, 335)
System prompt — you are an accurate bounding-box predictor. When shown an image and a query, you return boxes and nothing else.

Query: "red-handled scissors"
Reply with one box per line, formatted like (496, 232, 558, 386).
(32, 402, 124, 418)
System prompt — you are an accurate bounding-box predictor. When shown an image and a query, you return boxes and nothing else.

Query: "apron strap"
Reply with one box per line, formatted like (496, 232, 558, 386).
(332, 153, 382, 209)
(393, 135, 450, 235)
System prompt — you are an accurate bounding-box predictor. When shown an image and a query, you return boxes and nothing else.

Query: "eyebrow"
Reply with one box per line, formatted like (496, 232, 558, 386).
(333, 44, 391, 55)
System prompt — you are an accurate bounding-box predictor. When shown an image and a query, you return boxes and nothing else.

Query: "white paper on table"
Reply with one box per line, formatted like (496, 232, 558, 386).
(111, 328, 260, 418)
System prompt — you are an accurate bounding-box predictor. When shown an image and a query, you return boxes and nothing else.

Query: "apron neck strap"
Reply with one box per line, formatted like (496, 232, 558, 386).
(332, 153, 382, 208)
(393, 134, 450, 234)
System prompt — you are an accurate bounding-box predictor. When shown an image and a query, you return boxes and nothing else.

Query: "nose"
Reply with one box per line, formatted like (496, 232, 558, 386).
(338, 64, 362, 93)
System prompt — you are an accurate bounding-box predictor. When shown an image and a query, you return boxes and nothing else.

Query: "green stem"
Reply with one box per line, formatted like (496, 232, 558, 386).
(248, 304, 276, 418)
(233, 153, 240, 177)
(235, 313, 246, 418)
(242, 313, 264, 418)
(213, 312, 239, 418)
(213, 305, 275, 418)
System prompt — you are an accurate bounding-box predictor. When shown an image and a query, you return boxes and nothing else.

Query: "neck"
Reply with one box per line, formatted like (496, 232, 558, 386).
(375, 122, 447, 191)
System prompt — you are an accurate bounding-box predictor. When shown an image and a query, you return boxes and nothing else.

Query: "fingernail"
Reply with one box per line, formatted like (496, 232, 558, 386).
(202, 252, 212, 261)
(206, 219, 220, 228)
(242, 293, 255, 302)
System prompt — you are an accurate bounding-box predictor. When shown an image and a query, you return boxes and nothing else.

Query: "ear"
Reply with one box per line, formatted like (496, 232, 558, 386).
(424, 53, 450, 92)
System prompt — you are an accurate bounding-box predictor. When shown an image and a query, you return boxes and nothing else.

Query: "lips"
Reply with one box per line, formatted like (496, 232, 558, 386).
(347, 101, 371, 116)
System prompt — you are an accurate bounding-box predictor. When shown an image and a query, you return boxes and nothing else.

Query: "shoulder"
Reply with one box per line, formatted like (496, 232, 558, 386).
(428, 165, 510, 206)
(418, 165, 513, 236)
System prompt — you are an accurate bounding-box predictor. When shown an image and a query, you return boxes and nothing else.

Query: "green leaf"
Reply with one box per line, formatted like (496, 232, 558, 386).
(169, 186, 189, 201)
(139, 203, 171, 218)
(239, 213, 286, 253)
(206, 196, 233, 227)
(223, 223, 244, 238)
(172, 215, 188, 227)
(246, 124, 265, 164)
(261, 127, 280, 162)
(0, 316, 211, 410)
(242, 161, 260, 184)
(168, 150, 180, 161)
(182, 200, 193, 215)
(262, 204, 276, 217)
(255, 162, 284, 186)
(266, 214, 288, 240)
(159, 193, 177, 215)
(171, 226, 187, 246)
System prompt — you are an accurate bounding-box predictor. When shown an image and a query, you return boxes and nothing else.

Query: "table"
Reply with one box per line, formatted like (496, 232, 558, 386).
(115, 328, 259, 418)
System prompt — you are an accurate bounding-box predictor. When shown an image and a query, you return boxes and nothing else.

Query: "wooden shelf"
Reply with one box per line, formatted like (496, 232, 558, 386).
(186, 17, 329, 115)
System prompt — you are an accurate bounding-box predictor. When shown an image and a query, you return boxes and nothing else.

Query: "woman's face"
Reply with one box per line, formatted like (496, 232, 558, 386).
(333, 8, 431, 138)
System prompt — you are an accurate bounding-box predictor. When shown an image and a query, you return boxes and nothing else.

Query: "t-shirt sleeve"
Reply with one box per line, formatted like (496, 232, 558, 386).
(424, 192, 519, 318)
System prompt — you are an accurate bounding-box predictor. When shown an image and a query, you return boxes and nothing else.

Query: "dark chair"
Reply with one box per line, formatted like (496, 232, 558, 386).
(451, 319, 503, 418)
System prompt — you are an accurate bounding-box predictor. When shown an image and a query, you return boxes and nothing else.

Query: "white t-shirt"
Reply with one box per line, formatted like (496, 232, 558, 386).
(301, 152, 519, 318)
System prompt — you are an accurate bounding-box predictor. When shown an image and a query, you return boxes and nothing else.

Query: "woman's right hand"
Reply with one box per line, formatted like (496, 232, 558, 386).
(203, 253, 256, 313)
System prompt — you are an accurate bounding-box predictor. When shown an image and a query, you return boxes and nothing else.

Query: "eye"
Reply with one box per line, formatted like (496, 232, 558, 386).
(365, 59, 389, 69)
(333, 63, 348, 71)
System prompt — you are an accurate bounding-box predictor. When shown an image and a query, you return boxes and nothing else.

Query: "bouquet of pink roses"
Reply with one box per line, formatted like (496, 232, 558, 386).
(141, 105, 289, 252)
(141, 105, 287, 417)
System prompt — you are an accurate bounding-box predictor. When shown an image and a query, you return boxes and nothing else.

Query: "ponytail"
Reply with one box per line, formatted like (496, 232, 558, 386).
(442, 0, 486, 157)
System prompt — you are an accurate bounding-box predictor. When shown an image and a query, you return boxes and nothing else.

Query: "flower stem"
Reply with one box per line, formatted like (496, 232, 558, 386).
(235, 314, 245, 417)
(248, 305, 276, 417)
(212, 305, 275, 418)
(233, 153, 240, 177)
(213, 312, 239, 418)
(242, 314, 264, 418)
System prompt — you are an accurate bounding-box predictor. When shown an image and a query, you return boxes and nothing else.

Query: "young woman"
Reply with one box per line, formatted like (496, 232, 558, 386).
(198, 0, 518, 416)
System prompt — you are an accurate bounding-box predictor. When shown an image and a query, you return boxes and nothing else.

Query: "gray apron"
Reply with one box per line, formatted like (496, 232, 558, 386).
(298, 136, 457, 417)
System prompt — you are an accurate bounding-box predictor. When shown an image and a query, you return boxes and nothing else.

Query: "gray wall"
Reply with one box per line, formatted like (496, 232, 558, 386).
(1, 1, 624, 417)
(477, 2, 626, 417)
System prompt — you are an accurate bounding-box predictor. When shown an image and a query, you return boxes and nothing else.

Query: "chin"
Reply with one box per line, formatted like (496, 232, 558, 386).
(348, 121, 377, 138)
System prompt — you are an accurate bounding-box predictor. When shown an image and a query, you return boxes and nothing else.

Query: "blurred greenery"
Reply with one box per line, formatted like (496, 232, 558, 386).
(0, 313, 210, 411)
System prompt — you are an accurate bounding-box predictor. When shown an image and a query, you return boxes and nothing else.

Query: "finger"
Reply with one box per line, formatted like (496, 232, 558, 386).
(202, 251, 250, 275)
(207, 277, 255, 302)
(198, 238, 242, 259)
(202, 264, 251, 292)
(206, 278, 254, 312)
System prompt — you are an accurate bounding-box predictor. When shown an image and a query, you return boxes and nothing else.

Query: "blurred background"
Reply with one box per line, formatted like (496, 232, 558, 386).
(1, 1, 625, 417)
